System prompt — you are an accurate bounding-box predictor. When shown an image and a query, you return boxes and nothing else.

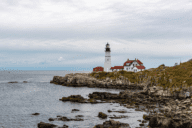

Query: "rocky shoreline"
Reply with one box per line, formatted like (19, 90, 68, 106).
(38, 89, 192, 128)
(59, 90, 192, 128)
(39, 72, 192, 128)
(50, 73, 144, 90)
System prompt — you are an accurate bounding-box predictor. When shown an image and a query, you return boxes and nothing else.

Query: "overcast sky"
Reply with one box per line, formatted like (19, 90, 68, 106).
(0, 0, 192, 71)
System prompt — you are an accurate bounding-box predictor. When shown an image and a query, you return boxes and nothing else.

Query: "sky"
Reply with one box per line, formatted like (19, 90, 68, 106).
(0, 0, 192, 71)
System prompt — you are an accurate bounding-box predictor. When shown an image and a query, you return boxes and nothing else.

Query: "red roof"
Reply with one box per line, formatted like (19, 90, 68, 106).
(136, 66, 145, 69)
(93, 66, 103, 69)
(123, 59, 143, 66)
(123, 60, 133, 66)
(137, 60, 143, 64)
(110, 66, 124, 69)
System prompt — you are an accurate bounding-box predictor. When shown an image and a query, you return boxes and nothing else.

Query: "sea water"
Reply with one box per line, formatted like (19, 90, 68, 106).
(0, 70, 148, 128)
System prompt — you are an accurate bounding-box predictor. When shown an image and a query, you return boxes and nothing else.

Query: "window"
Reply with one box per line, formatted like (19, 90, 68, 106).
(99, 69, 100, 71)
(126, 68, 128, 70)
(95, 69, 97, 71)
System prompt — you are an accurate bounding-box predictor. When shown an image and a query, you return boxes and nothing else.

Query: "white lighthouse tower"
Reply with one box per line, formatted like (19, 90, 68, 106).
(104, 43, 111, 72)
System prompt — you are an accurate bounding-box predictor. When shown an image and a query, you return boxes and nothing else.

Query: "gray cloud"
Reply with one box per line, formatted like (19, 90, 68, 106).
(1, 0, 192, 70)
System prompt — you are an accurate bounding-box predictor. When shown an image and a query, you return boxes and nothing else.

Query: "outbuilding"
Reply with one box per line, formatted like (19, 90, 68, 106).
(93, 66, 104, 72)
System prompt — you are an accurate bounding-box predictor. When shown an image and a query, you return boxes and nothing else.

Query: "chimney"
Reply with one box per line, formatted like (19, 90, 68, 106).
(127, 58, 129, 61)
(135, 58, 136, 60)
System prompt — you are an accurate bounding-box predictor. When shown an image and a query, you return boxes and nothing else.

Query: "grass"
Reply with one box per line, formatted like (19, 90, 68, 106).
(90, 61, 192, 95)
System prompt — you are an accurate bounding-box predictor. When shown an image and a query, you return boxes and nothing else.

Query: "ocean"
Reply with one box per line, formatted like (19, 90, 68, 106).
(0, 70, 148, 128)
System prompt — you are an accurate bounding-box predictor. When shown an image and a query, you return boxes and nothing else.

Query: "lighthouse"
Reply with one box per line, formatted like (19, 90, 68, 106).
(104, 43, 111, 72)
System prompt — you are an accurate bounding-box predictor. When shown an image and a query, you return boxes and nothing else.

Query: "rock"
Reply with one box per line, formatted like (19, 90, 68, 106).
(94, 119, 130, 128)
(37, 122, 57, 128)
(143, 114, 153, 120)
(23, 81, 28, 83)
(113, 110, 127, 113)
(8, 81, 18, 83)
(60, 124, 69, 128)
(75, 115, 84, 118)
(137, 120, 142, 122)
(71, 109, 79, 112)
(149, 116, 174, 128)
(49, 116, 84, 122)
(50, 73, 142, 90)
(48, 118, 54, 121)
(142, 120, 147, 123)
(98, 112, 107, 119)
(109, 115, 128, 119)
(108, 110, 112, 113)
(32, 113, 40, 115)
(88, 92, 120, 100)
(88, 98, 99, 104)
(61, 95, 86, 103)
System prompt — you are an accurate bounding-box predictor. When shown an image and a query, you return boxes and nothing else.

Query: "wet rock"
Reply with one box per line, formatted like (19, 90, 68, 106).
(143, 114, 153, 120)
(60, 95, 86, 103)
(37, 122, 57, 128)
(94, 119, 130, 128)
(75, 115, 84, 118)
(88, 98, 98, 104)
(49, 116, 84, 122)
(142, 120, 147, 123)
(113, 110, 127, 113)
(137, 120, 141, 122)
(8, 81, 18, 83)
(48, 118, 54, 121)
(98, 112, 107, 119)
(32, 113, 40, 115)
(23, 81, 28, 83)
(59, 124, 68, 128)
(108, 110, 112, 113)
(109, 115, 128, 119)
(58, 116, 83, 121)
(88, 92, 120, 100)
(71, 109, 79, 112)
(149, 116, 174, 128)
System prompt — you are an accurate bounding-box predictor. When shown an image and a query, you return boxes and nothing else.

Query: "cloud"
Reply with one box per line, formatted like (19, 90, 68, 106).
(0, 0, 191, 41)
(58, 57, 64, 61)
(0, 0, 192, 70)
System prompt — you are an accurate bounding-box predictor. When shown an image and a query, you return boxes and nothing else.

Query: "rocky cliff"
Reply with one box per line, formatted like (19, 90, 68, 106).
(50, 73, 145, 90)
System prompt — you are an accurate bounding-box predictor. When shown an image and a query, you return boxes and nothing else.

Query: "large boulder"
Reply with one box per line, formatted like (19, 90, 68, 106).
(37, 122, 57, 128)
(61, 95, 86, 103)
(149, 116, 174, 128)
(98, 112, 107, 119)
(94, 119, 130, 128)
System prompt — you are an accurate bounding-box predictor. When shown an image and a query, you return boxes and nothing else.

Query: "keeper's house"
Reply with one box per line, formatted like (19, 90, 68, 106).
(110, 58, 145, 72)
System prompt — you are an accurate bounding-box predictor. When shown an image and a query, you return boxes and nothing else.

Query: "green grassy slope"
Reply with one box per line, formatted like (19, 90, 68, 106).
(90, 61, 192, 93)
